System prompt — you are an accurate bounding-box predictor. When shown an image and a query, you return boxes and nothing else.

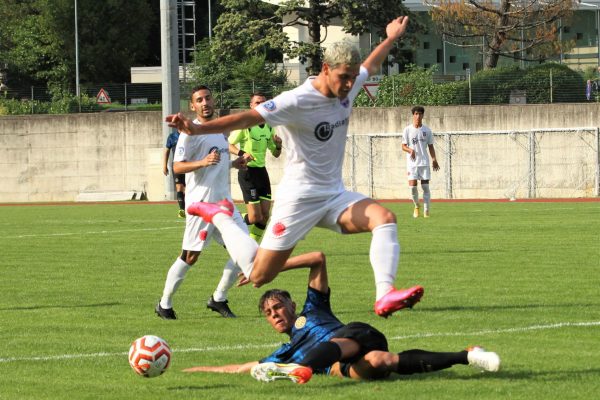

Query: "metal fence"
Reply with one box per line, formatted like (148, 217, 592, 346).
(1, 74, 598, 114)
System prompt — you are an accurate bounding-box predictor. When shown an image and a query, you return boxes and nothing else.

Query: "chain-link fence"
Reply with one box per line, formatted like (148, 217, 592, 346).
(1, 72, 597, 115)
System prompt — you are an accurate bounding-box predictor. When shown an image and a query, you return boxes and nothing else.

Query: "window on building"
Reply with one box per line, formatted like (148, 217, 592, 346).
(563, 26, 570, 33)
(576, 32, 583, 40)
(449, 55, 456, 63)
(424, 63, 431, 69)
(423, 41, 430, 49)
(475, 62, 483, 71)
(436, 49, 443, 63)
(463, 63, 469, 70)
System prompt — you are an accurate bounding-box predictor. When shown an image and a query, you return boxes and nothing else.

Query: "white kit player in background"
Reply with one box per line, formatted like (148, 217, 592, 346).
(401, 106, 439, 218)
(166, 16, 424, 318)
(155, 85, 248, 320)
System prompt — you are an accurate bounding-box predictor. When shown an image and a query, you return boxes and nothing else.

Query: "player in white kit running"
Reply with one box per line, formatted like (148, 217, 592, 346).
(401, 106, 439, 218)
(166, 17, 423, 318)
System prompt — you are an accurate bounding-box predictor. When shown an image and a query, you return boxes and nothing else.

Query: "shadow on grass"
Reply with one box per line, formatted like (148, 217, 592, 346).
(386, 367, 600, 381)
(0, 301, 121, 311)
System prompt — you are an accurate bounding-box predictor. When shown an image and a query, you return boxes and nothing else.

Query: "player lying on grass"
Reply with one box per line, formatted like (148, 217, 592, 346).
(183, 252, 500, 383)
(167, 16, 423, 318)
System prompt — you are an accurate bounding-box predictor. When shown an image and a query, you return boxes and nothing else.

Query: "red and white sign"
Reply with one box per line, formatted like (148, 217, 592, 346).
(96, 88, 111, 104)
(363, 83, 379, 100)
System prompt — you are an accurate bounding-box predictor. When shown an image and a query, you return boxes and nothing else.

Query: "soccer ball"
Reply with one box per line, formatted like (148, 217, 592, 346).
(128, 335, 172, 378)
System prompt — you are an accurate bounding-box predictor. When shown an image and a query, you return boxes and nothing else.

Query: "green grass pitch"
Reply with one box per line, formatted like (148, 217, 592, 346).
(0, 201, 599, 399)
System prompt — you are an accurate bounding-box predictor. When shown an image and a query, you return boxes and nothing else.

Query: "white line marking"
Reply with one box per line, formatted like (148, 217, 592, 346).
(0, 226, 179, 239)
(1, 321, 598, 364)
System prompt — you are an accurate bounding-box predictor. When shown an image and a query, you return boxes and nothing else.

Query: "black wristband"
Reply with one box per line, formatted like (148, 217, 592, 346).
(238, 150, 246, 156)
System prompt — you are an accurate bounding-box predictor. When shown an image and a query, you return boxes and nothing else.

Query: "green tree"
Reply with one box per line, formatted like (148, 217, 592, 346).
(210, 0, 418, 76)
(0, 0, 155, 92)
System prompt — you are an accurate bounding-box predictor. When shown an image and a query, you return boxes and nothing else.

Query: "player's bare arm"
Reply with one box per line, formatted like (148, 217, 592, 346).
(172, 151, 220, 174)
(362, 16, 409, 76)
(428, 144, 440, 171)
(183, 361, 258, 374)
(402, 143, 416, 160)
(166, 109, 265, 136)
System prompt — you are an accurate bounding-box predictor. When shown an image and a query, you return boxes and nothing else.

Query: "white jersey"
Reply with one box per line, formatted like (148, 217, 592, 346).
(173, 119, 231, 204)
(255, 66, 369, 199)
(402, 124, 434, 168)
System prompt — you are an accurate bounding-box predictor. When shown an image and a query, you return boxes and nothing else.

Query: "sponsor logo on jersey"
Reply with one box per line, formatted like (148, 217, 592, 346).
(272, 222, 286, 237)
(294, 316, 307, 329)
(263, 100, 276, 112)
(314, 117, 348, 142)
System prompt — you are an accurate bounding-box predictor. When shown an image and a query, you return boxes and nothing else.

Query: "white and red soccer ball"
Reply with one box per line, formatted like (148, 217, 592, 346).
(128, 335, 171, 377)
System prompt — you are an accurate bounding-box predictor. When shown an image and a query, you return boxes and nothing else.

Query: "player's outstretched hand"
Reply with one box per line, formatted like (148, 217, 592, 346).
(232, 155, 248, 170)
(166, 112, 193, 134)
(386, 16, 409, 40)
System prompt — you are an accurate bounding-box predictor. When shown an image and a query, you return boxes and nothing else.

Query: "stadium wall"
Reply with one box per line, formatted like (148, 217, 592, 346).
(1, 104, 599, 203)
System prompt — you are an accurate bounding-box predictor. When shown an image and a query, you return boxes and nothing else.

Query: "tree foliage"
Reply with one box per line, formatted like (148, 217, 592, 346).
(0, 0, 155, 93)
(208, 0, 418, 76)
(426, 0, 575, 69)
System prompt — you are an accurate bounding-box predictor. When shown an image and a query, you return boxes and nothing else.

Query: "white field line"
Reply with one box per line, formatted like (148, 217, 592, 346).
(1, 320, 599, 364)
(0, 226, 179, 239)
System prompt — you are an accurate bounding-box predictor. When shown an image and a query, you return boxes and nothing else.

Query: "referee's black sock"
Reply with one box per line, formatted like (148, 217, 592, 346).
(176, 191, 185, 211)
(396, 349, 468, 375)
(300, 342, 342, 370)
(243, 214, 251, 225)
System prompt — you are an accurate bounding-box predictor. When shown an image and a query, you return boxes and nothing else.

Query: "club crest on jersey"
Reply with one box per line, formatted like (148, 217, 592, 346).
(177, 146, 184, 156)
(341, 98, 350, 108)
(294, 316, 307, 329)
(263, 100, 276, 112)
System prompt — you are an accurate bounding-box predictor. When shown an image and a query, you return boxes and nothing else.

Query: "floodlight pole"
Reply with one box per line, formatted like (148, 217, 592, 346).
(74, 0, 80, 98)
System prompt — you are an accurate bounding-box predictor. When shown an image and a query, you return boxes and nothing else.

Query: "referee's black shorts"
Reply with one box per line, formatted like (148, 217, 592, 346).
(174, 174, 186, 186)
(237, 166, 272, 203)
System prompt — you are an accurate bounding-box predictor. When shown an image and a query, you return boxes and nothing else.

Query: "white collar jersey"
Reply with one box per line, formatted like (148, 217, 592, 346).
(173, 119, 231, 203)
(255, 66, 369, 199)
(402, 124, 434, 168)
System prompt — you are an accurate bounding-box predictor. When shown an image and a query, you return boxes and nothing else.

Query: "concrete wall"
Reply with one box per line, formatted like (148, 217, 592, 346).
(1, 103, 599, 203)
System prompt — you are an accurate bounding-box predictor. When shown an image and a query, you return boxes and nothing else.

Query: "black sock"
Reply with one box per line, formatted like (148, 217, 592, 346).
(255, 222, 266, 230)
(300, 342, 342, 370)
(177, 191, 185, 210)
(396, 349, 468, 375)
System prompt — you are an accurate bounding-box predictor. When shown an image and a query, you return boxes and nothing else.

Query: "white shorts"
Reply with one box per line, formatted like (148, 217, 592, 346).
(407, 166, 431, 181)
(260, 191, 368, 251)
(182, 208, 247, 251)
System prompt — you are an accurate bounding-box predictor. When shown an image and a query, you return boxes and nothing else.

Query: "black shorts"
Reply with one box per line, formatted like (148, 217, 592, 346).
(333, 322, 389, 364)
(174, 174, 186, 186)
(237, 166, 271, 203)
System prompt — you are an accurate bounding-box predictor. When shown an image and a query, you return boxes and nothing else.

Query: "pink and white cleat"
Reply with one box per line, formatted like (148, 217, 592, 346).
(374, 285, 424, 318)
(187, 199, 234, 223)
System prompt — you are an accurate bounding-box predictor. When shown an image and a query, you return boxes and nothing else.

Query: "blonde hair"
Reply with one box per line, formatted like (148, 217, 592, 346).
(322, 41, 361, 69)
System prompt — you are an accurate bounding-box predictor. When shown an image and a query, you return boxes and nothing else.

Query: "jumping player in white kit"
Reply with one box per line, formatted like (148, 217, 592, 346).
(166, 17, 423, 318)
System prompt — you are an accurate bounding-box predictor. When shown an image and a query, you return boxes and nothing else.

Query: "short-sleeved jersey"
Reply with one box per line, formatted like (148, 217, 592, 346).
(402, 124, 434, 168)
(165, 131, 180, 151)
(260, 287, 344, 374)
(173, 119, 230, 204)
(228, 124, 277, 168)
(254, 67, 369, 199)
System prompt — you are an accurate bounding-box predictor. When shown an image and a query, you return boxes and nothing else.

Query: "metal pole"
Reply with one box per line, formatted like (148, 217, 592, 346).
(74, 0, 80, 98)
(597, 7, 599, 73)
(442, 34, 447, 75)
(208, 0, 212, 42)
(161, 0, 181, 200)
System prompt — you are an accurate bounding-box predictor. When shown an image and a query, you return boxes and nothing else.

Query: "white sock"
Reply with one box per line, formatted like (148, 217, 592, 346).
(160, 258, 191, 309)
(212, 213, 257, 278)
(370, 223, 400, 300)
(410, 185, 419, 207)
(212, 259, 240, 302)
(422, 184, 431, 211)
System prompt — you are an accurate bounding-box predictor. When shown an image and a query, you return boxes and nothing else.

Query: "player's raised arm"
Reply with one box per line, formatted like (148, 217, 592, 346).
(166, 109, 265, 136)
(362, 16, 409, 76)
